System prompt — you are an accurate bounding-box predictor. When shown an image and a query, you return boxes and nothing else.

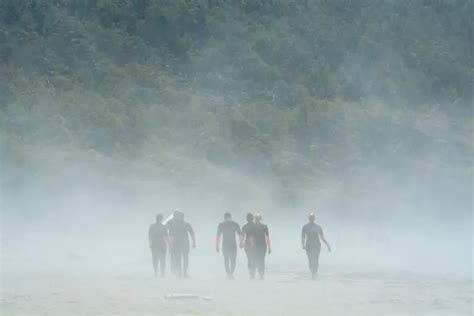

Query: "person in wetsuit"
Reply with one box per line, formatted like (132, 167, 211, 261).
(166, 211, 195, 278)
(165, 211, 179, 276)
(253, 213, 271, 280)
(216, 213, 243, 279)
(148, 214, 168, 277)
(301, 212, 331, 279)
(241, 213, 256, 279)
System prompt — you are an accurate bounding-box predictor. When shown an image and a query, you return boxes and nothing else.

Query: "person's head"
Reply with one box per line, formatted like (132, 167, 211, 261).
(255, 212, 262, 223)
(308, 212, 316, 222)
(246, 212, 254, 223)
(156, 214, 163, 223)
(224, 212, 231, 221)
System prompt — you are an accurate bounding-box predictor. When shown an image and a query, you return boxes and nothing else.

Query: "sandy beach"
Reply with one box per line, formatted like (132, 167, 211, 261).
(2, 262, 472, 316)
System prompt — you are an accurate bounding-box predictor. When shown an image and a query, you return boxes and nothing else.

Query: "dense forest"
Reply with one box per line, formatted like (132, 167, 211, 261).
(1, 0, 472, 216)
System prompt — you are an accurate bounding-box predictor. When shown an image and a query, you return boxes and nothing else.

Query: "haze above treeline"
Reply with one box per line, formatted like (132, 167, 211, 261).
(1, 0, 472, 221)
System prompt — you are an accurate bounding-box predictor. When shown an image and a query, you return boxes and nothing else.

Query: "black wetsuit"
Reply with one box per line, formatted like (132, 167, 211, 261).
(217, 220, 241, 276)
(242, 222, 256, 277)
(253, 222, 269, 278)
(149, 222, 167, 277)
(302, 222, 324, 274)
(167, 218, 194, 277)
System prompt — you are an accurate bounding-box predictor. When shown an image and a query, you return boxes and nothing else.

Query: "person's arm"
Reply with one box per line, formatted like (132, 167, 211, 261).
(148, 226, 153, 248)
(237, 225, 244, 248)
(320, 227, 331, 252)
(301, 226, 306, 250)
(216, 224, 222, 252)
(191, 234, 196, 249)
(166, 223, 174, 249)
(245, 225, 256, 247)
(168, 235, 175, 249)
(188, 224, 196, 249)
(265, 226, 272, 254)
(164, 227, 169, 248)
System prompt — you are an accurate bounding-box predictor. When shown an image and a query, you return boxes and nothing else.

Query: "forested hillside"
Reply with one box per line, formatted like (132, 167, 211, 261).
(1, 0, 472, 215)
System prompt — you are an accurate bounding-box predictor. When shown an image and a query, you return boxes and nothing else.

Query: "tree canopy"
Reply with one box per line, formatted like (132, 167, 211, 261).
(1, 0, 472, 215)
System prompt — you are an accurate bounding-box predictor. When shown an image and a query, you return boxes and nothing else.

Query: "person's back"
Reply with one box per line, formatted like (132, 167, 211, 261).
(168, 219, 192, 250)
(242, 222, 255, 249)
(302, 222, 323, 249)
(253, 222, 269, 250)
(217, 220, 241, 249)
(149, 222, 167, 250)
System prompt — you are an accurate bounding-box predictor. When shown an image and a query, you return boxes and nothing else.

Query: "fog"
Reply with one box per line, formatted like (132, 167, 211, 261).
(1, 154, 472, 314)
(1, 1, 473, 315)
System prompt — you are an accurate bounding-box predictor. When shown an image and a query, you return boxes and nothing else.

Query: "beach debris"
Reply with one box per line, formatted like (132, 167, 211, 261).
(164, 293, 199, 300)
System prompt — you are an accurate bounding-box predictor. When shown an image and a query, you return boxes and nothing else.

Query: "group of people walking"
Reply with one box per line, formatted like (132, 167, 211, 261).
(148, 211, 195, 278)
(148, 211, 331, 280)
(216, 212, 271, 280)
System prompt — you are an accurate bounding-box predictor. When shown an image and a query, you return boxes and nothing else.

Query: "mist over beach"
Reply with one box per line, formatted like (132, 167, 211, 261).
(1, 1, 472, 315)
